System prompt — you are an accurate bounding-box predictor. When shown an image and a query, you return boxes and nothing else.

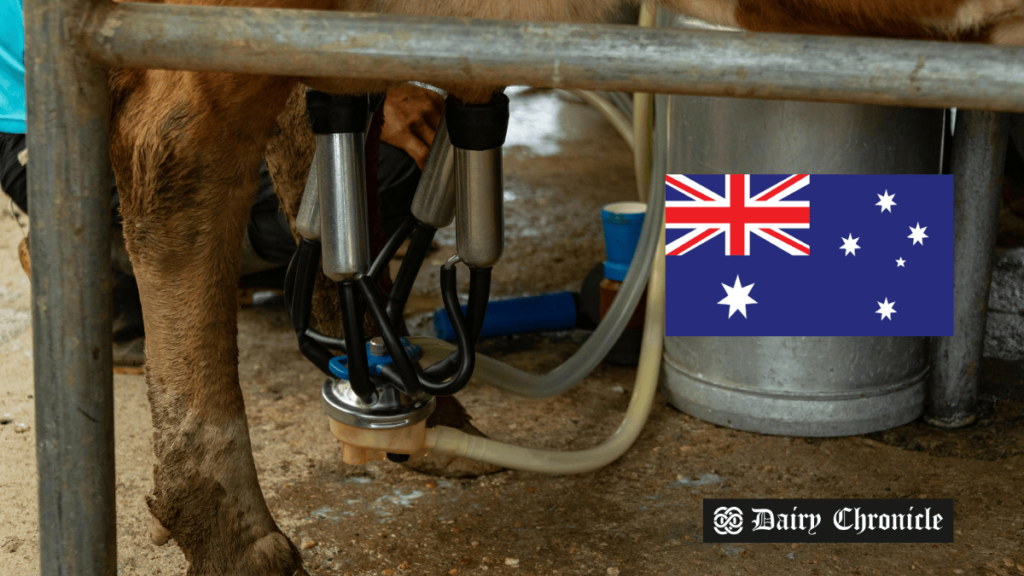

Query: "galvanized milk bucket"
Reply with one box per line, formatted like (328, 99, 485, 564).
(656, 10, 945, 436)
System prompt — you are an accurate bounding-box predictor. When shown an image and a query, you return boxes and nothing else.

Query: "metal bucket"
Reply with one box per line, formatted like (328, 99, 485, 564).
(656, 10, 945, 436)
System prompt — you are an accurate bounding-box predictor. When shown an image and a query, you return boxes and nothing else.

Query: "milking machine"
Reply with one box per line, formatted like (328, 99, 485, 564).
(285, 89, 512, 465)
(286, 70, 667, 473)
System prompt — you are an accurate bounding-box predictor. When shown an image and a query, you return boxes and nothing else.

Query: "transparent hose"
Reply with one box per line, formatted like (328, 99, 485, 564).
(423, 224, 665, 473)
(409, 115, 665, 398)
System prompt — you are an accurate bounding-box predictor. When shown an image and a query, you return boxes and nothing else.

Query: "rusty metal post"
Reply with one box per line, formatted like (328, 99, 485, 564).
(25, 0, 116, 570)
(927, 110, 1010, 428)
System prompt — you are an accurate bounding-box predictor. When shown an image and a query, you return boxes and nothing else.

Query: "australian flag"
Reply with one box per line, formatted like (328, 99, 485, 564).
(665, 174, 953, 337)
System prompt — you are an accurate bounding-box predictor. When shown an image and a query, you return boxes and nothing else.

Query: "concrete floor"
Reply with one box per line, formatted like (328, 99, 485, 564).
(1, 90, 1023, 576)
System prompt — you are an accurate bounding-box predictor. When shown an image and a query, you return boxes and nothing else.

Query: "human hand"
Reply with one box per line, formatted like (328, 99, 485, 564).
(381, 84, 445, 170)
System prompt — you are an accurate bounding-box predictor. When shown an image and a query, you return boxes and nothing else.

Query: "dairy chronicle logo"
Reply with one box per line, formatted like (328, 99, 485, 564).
(713, 506, 744, 535)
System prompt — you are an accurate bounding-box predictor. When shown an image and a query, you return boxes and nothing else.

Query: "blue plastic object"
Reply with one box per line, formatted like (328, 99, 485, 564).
(329, 338, 422, 380)
(601, 201, 647, 281)
(433, 291, 577, 342)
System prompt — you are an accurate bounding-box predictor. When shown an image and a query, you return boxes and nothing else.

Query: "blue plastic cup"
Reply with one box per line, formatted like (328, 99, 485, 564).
(601, 201, 647, 281)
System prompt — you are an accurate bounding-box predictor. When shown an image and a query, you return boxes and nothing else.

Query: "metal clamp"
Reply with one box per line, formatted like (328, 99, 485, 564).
(327, 337, 423, 380)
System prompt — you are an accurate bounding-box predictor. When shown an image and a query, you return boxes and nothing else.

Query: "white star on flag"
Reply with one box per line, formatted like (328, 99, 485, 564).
(840, 234, 860, 256)
(718, 276, 757, 319)
(908, 223, 928, 245)
(876, 298, 896, 321)
(896, 257, 906, 267)
(876, 190, 896, 213)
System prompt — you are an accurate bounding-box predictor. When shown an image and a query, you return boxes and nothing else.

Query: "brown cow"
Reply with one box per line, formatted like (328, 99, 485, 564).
(107, 0, 1024, 573)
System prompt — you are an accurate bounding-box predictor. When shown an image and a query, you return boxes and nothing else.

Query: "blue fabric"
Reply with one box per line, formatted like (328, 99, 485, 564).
(0, 0, 26, 134)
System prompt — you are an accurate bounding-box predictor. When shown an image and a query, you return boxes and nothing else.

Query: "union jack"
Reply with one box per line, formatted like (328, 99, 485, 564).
(666, 174, 811, 256)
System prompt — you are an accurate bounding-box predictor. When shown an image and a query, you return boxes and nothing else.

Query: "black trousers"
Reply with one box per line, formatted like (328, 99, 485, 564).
(0, 133, 28, 214)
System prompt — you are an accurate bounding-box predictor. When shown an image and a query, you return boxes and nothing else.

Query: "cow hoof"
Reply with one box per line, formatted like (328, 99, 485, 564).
(242, 531, 306, 576)
(403, 449, 505, 478)
(402, 419, 505, 478)
(149, 515, 171, 546)
(402, 395, 504, 478)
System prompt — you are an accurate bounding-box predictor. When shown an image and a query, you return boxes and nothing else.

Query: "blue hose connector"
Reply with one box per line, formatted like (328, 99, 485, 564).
(433, 291, 577, 341)
(328, 338, 422, 380)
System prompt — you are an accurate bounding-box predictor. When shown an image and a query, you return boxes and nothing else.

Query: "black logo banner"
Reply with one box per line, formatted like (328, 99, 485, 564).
(704, 499, 954, 543)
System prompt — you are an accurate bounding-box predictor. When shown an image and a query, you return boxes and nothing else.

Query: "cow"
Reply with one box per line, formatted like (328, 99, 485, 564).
(106, 0, 1024, 573)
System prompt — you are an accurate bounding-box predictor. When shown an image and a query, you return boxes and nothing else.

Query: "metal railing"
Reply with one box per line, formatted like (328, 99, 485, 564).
(23, 0, 1021, 573)
(81, 4, 1024, 111)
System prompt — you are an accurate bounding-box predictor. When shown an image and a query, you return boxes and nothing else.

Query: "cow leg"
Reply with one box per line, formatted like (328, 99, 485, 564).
(110, 69, 306, 575)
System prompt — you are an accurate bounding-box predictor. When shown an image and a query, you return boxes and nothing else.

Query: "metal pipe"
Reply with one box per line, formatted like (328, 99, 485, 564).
(26, 0, 117, 571)
(927, 110, 1010, 428)
(317, 132, 370, 280)
(455, 148, 503, 268)
(79, 3, 1024, 112)
(410, 113, 456, 229)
